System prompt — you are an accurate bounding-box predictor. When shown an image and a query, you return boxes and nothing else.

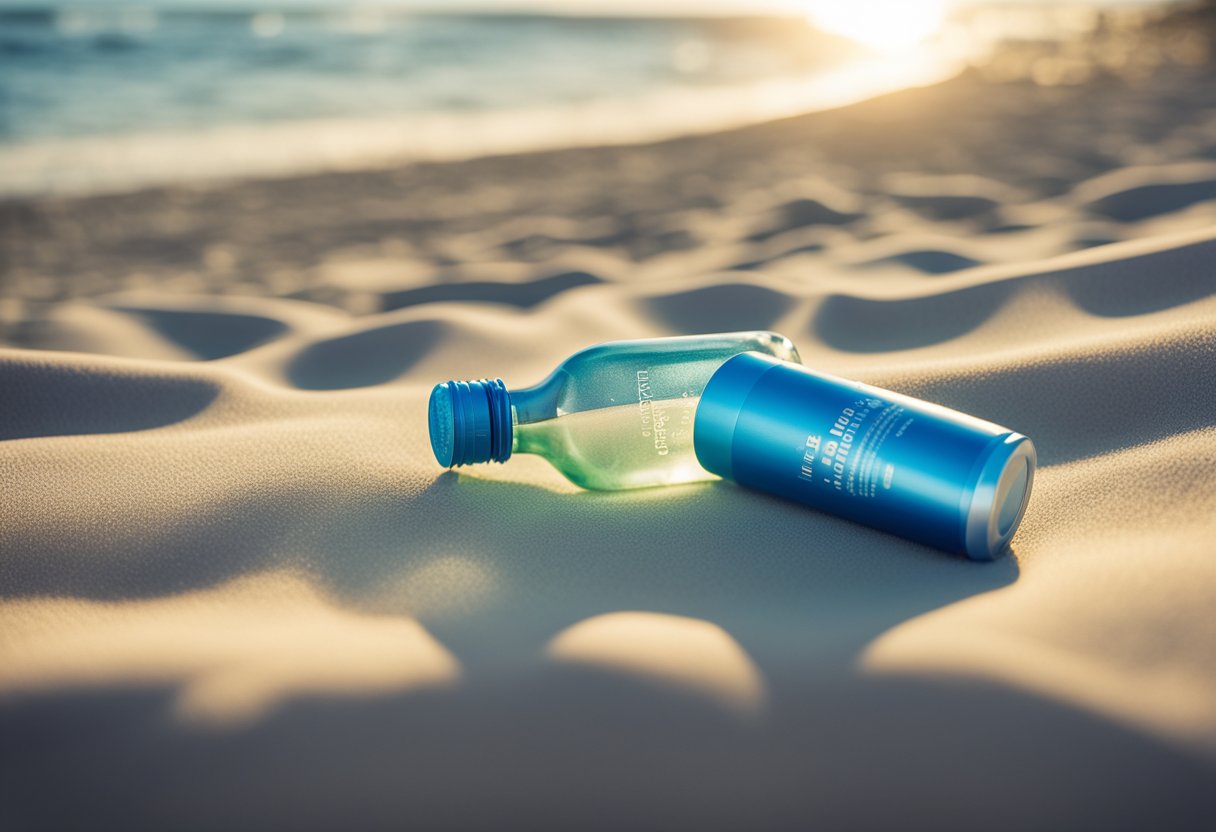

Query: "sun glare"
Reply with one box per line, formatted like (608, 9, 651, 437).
(805, 0, 948, 51)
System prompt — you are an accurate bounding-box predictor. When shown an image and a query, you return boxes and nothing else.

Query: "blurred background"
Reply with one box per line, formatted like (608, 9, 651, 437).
(1, 1, 1214, 328)
(1, 1, 1211, 196)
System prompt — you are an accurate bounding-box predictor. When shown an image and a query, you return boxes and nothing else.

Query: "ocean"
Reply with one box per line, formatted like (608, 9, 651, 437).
(0, 6, 987, 196)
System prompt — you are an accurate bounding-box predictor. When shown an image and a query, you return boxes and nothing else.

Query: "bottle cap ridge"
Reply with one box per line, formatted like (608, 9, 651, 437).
(428, 378, 513, 467)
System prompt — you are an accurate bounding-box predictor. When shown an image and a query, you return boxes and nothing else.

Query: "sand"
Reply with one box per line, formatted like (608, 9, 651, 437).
(2, 57, 1216, 830)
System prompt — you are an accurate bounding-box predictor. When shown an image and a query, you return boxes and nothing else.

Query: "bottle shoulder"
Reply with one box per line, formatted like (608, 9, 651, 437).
(556, 331, 799, 373)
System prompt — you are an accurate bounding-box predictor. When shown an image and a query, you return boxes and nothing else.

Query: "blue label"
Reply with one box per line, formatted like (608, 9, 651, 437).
(730, 364, 1007, 553)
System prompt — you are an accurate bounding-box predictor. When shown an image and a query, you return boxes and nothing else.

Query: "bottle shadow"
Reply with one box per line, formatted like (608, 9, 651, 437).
(0, 464, 1017, 680)
(353, 473, 1022, 676)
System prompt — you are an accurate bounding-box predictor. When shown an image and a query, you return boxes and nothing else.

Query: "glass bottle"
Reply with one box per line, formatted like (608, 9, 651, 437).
(428, 331, 801, 490)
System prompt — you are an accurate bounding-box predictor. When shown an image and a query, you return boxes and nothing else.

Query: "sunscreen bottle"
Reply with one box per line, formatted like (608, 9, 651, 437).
(694, 352, 1035, 560)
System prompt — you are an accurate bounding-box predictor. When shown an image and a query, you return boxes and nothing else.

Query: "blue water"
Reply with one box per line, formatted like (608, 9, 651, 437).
(0, 9, 867, 139)
(0, 7, 960, 194)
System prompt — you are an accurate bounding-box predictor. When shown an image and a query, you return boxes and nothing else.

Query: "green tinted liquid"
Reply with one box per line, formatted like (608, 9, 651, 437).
(514, 397, 712, 490)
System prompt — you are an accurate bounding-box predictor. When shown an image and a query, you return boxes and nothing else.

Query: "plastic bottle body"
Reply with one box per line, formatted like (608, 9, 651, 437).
(694, 353, 1035, 560)
(429, 332, 800, 490)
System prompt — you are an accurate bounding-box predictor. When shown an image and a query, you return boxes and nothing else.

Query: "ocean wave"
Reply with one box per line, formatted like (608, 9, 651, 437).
(0, 50, 958, 197)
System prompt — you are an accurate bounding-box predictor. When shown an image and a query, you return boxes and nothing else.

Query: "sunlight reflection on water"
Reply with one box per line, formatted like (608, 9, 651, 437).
(0, 10, 965, 197)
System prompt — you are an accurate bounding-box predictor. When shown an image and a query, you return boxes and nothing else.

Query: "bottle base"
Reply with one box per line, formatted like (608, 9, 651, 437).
(963, 434, 1036, 561)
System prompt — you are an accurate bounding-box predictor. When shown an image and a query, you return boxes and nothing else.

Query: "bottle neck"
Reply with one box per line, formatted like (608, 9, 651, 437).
(508, 374, 564, 455)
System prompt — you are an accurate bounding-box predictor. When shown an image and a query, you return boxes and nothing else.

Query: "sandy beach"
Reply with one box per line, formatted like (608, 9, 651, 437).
(3, 18, 1216, 830)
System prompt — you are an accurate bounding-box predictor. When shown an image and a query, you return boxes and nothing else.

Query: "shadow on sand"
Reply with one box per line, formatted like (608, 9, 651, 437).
(1, 476, 1212, 829)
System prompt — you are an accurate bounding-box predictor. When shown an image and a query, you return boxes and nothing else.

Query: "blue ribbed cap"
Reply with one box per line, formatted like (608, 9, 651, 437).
(428, 378, 513, 467)
(693, 352, 781, 481)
